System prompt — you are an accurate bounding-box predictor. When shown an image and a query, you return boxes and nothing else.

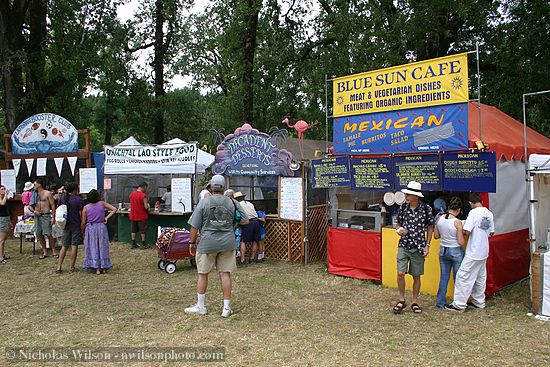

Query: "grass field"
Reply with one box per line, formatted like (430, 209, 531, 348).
(1, 239, 550, 366)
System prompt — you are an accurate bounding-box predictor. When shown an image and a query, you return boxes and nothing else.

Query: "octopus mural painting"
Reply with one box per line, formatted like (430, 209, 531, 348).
(212, 123, 295, 177)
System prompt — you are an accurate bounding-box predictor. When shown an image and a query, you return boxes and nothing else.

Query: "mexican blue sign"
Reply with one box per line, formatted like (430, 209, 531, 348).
(212, 124, 294, 176)
(333, 102, 468, 154)
(393, 154, 442, 191)
(443, 152, 496, 192)
(312, 156, 351, 188)
(11, 113, 78, 155)
(350, 157, 392, 191)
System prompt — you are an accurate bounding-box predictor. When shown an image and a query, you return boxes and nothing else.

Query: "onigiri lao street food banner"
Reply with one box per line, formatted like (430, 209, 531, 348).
(333, 53, 469, 117)
(11, 113, 78, 155)
(333, 103, 468, 154)
(212, 123, 294, 176)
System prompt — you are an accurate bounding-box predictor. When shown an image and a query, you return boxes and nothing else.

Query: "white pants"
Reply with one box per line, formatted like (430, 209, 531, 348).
(452, 257, 487, 309)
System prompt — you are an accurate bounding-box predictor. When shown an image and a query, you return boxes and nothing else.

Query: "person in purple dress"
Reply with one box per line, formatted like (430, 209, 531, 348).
(81, 189, 117, 275)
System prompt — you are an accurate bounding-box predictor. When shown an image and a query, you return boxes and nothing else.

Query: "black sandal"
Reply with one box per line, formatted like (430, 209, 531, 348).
(392, 300, 406, 314)
(55, 269, 62, 273)
(39, 255, 48, 260)
(411, 303, 423, 314)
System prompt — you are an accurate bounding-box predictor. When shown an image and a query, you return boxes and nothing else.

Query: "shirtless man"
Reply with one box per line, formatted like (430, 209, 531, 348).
(32, 179, 57, 259)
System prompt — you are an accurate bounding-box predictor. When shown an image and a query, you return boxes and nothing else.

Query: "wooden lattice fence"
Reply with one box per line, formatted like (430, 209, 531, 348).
(265, 204, 328, 262)
(306, 204, 328, 262)
(265, 219, 304, 261)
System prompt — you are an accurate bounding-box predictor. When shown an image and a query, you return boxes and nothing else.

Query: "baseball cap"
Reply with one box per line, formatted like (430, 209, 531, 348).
(210, 175, 225, 190)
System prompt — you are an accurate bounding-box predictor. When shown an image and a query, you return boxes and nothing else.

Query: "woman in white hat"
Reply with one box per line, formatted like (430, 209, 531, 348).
(22, 181, 35, 218)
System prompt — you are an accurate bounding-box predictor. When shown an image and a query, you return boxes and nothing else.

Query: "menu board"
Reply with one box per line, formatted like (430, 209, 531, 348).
(0, 170, 16, 194)
(443, 152, 496, 192)
(279, 177, 303, 221)
(393, 154, 442, 191)
(171, 178, 192, 213)
(312, 156, 351, 188)
(79, 168, 98, 194)
(350, 157, 392, 191)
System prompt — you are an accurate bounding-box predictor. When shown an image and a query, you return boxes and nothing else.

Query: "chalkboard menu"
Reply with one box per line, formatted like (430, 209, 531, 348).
(350, 157, 392, 191)
(312, 156, 351, 188)
(393, 154, 442, 191)
(443, 152, 496, 192)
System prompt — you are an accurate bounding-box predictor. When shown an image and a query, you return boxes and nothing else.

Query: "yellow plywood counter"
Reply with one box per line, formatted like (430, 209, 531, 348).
(381, 227, 454, 297)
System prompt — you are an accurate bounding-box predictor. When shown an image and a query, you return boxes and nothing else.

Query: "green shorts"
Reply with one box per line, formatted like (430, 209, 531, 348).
(397, 246, 425, 276)
(35, 214, 52, 237)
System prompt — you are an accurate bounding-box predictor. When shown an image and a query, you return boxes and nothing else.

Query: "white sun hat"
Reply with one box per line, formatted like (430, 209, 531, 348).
(401, 181, 424, 197)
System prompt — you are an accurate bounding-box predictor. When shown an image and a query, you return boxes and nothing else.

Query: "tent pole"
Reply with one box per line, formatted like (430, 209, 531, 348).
(325, 73, 329, 154)
(303, 162, 308, 265)
(476, 42, 482, 141)
(523, 90, 550, 253)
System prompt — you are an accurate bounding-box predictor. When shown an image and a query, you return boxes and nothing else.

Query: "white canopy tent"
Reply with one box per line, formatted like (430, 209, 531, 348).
(160, 138, 215, 174)
(102, 137, 215, 206)
(528, 154, 550, 318)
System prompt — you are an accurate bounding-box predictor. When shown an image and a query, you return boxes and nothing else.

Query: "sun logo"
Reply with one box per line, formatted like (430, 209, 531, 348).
(337, 96, 344, 105)
(451, 77, 463, 90)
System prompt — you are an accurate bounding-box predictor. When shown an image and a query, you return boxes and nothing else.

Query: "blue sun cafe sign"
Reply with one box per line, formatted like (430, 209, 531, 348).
(11, 113, 78, 155)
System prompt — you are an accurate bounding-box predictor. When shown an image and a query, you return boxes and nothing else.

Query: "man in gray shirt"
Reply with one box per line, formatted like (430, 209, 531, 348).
(185, 174, 248, 317)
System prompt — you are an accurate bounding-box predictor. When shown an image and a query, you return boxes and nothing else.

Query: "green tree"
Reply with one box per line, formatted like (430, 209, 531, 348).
(482, 0, 550, 135)
(126, 0, 193, 143)
(0, 0, 126, 133)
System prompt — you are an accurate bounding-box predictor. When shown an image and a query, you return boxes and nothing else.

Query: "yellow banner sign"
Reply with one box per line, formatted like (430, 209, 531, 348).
(332, 53, 469, 117)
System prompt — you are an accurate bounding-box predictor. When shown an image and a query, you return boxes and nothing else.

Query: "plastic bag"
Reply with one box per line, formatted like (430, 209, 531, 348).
(56, 204, 67, 230)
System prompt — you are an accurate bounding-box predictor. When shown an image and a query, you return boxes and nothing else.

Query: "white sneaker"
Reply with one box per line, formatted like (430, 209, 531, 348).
(221, 307, 232, 318)
(184, 304, 207, 315)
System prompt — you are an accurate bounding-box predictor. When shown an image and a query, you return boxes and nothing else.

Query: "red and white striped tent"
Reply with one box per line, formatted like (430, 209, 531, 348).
(468, 102, 550, 293)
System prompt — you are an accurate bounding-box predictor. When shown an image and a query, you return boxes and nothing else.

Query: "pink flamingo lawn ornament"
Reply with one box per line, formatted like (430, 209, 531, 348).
(282, 116, 319, 159)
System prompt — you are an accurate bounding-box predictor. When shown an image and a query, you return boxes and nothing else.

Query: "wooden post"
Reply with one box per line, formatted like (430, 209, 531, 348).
(287, 222, 291, 261)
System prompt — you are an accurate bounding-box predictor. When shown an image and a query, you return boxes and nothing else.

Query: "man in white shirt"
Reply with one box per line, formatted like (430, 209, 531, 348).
(161, 185, 171, 211)
(446, 192, 494, 312)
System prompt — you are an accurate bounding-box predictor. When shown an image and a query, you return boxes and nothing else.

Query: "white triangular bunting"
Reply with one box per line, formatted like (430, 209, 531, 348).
(67, 157, 78, 175)
(54, 157, 64, 176)
(25, 159, 34, 175)
(12, 159, 21, 176)
(36, 158, 47, 176)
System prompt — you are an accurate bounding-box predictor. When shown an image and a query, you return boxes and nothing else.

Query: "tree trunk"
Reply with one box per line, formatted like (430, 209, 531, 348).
(240, 0, 260, 123)
(104, 93, 114, 145)
(152, 0, 166, 144)
(25, 0, 47, 116)
(0, 0, 31, 132)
